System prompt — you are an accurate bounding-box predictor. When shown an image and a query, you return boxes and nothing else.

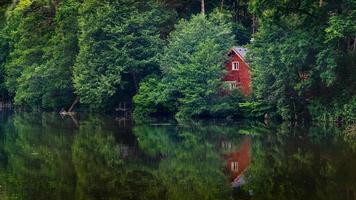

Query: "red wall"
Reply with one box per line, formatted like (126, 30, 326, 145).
(223, 137, 251, 182)
(223, 51, 251, 95)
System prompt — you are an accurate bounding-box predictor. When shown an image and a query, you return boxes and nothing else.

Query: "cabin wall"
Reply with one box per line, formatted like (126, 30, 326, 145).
(224, 53, 251, 95)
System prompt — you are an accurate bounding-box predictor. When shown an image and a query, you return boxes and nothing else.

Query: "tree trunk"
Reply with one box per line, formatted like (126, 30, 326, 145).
(236, 0, 240, 23)
(201, 0, 205, 15)
(220, 0, 224, 10)
(252, 14, 256, 34)
(132, 71, 138, 93)
(68, 96, 79, 113)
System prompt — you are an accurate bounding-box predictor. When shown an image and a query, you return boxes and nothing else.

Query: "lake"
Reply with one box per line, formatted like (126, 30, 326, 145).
(0, 112, 355, 200)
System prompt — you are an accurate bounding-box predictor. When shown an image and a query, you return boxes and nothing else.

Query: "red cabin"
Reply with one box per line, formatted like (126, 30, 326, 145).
(223, 47, 251, 95)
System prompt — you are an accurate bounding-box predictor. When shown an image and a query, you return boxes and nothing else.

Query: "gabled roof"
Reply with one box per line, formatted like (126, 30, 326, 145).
(232, 46, 248, 59)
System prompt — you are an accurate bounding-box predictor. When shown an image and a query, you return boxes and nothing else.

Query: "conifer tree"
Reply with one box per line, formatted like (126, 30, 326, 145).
(73, 0, 171, 108)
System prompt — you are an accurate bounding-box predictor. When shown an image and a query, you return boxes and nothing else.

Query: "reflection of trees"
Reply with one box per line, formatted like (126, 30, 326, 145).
(133, 125, 177, 157)
(0, 112, 8, 199)
(1, 112, 76, 200)
(246, 123, 356, 200)
(72, 118, 166, 200)
(0, 114, 355, 200)
(343, 124, 356, 151)
(134, 125, 234, 200)
(72, 123, 125, 200)
(158, 131, 232, 200)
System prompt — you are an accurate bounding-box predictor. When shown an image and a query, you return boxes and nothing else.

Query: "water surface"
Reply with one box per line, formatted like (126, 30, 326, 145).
(0, 112, 355, 200)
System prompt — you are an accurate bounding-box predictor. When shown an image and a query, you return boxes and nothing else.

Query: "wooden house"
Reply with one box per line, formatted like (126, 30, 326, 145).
(223, 47, 251, 95)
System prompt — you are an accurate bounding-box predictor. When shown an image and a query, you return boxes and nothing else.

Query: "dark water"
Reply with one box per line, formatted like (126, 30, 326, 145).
(0, 112, 355, 200)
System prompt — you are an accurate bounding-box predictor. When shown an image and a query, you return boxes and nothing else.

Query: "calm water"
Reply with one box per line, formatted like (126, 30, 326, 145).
(0, 112, 355, 200)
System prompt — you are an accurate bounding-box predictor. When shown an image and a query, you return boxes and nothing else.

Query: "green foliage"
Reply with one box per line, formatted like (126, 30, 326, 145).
(134, 11, 237, 119)
(73, 0, 171, 108)
(248, 0, 356, 121)
(248, 22, 314, 120)
(133, 75, 177, 118)
(1, 0, 173, 111)
(0, 0, 353, 122)
(4, 0, 52, 106)
(239, 101, 274, 119)
(37, 0, 79, 109)
(2, 0, 79, 109)
(0, 1, 10, 98)
(0, 29, 9, 98)
(309, 96, 356, 123)
(209, 90, 245, 118)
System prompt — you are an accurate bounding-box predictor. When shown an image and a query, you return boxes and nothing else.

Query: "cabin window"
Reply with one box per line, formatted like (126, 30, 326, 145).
(231, 161, 238, 171)
(225, 81, 237, 90)
(221, 141, 232, 149)
(232, 62, 239, 71)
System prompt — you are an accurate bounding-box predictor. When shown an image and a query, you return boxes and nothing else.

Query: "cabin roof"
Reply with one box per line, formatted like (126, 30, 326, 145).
(232, 46, 248, 59)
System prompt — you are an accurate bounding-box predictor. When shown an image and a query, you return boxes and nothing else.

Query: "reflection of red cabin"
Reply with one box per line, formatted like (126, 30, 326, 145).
(222, 137, 251, 183)
(223, 47, 251, 95)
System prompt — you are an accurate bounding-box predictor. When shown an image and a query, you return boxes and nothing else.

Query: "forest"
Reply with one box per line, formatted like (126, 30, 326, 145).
(0, 0, 355, 122)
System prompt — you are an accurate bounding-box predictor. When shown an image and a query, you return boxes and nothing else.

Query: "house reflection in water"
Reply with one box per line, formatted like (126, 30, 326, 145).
(221, 137, 251, 187)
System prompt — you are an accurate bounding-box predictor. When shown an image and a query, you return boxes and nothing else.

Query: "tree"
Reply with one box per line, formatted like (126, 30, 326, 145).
(248, 0, 356, 121)
(0, 2, 10, 100)
(134, 11, 235, 119)
(35, 0, 79, 109)
(0, 35, 9, 100)
(3, 0, 79, 109)
(4, 0, 56, 107)
(73, 0, 171, 109)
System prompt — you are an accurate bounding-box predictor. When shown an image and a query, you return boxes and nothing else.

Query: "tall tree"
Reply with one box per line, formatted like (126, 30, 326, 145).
(37, 0, 79, 109)
(3, 0, 79, 109)
(201, 0, 205, 15)
(134, 11, 235, 119)
(73, 0, 171, 109)
(4, 0, 56, 107)
(0, 1, 11, 100)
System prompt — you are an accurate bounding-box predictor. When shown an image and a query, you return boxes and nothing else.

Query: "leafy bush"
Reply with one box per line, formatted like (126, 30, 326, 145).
(239, 101, 274, 119)
(133, 75, 177, 118)
(308, 96, 356, 123)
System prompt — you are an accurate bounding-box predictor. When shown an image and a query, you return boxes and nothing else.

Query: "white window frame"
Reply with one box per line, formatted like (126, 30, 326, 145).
(232, 61, 240, 71)
(231, 161, 239, 171)
(225, 81, 237, 90)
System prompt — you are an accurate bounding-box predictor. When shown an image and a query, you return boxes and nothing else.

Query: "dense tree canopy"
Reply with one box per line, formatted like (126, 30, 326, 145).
(73, 0, 172, 108)
(1, 0, 79, 109)
(0, 0, 175, 110)
(0, 0, 354, 122)
(248, 0, 356, 121)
